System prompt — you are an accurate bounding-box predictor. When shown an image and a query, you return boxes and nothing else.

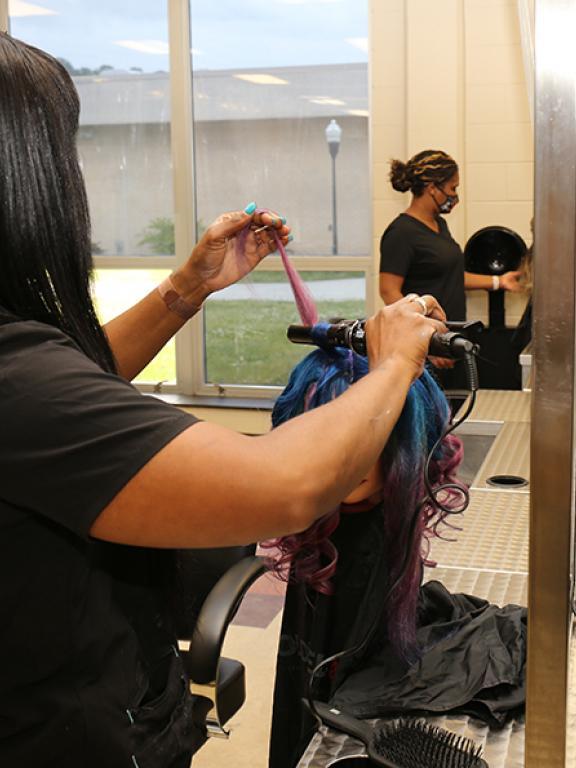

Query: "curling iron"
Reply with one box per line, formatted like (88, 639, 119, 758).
(287, 319, 482, 393)
(287, 320, 480, 360)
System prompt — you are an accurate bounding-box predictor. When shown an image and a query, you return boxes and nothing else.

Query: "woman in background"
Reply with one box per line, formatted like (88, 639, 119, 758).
(379, 150, 523, 387)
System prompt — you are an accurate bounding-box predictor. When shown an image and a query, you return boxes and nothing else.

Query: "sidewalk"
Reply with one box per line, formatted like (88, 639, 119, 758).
(208, 278, 365, 302)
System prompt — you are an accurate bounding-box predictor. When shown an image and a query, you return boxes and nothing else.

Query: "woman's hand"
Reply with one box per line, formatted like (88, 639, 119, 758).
(500, 270, 523, 292)
(180, 205, 291, 299)
(365, 294, 447, 380)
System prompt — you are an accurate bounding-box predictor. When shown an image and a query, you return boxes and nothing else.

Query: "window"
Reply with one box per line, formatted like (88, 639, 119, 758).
(190, 0, 370, 396)
(7, 0, 370, 398)
(8, 0, 176, 385)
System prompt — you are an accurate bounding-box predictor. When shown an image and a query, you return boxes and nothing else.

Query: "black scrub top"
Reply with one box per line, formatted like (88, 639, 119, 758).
(379, 213, 466, 321)
(0, 319, 202, 768)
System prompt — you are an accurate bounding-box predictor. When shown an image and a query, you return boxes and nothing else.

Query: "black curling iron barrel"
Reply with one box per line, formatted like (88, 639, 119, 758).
(287, 320, 480, 360)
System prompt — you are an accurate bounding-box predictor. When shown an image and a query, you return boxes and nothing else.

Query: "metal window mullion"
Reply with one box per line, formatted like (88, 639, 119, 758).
(168, 0, 200, 395)
(193, 382, 284, 399)
(0, 0, 8, 33)
(527, 1, 576, 764)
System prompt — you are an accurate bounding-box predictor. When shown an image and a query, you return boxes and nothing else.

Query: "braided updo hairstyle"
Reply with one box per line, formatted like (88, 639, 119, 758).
(389, 149, 458, 196)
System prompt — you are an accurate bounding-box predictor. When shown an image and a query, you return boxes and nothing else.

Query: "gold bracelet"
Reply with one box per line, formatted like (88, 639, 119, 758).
(157, 275, 201, 320)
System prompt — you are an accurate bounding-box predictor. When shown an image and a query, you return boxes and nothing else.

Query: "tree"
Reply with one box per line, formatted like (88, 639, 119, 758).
(138, 217, 175, 255)
(57, 58, 115, 76)
(138, 217, 206, 255)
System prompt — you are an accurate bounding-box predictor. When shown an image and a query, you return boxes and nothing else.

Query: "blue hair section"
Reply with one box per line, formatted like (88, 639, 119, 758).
(272, 347, 368, 427)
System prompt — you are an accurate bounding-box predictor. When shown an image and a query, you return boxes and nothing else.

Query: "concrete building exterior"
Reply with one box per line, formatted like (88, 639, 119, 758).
(77, 63, 370, 258)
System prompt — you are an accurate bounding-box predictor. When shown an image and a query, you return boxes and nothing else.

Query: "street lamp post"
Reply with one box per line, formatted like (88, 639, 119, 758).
(325, 119, 342, 255)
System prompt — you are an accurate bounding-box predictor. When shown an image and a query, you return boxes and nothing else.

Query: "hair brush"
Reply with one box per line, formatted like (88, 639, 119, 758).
(312, 701, 488, 768)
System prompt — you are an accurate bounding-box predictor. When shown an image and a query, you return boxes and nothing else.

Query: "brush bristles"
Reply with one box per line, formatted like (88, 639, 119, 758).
(373, 719, 486, 768)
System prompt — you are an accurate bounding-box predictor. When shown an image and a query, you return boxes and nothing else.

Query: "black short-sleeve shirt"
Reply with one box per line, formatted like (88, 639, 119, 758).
(0, 320, 200, 767)
(379, 213, 466, 321)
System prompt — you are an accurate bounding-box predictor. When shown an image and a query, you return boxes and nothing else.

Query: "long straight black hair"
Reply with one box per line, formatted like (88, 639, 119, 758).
(0, 32, 116, 372)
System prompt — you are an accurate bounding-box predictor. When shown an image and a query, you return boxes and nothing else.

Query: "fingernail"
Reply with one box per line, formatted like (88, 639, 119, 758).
(244, 202, 257, 215)
(288, 234, 293, 242)
(281, 216, 287, 225)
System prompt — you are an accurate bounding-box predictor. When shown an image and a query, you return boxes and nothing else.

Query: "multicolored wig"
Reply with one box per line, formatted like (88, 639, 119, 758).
(262, 347, 463, 660)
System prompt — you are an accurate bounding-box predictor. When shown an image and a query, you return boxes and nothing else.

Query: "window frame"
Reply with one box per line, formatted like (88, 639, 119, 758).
(3, 0, 374, 400)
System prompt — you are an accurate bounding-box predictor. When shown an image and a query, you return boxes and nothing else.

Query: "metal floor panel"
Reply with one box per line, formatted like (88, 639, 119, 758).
(298, 716, 525, 768)
(296, 388, 576, 768)
(458, 390, 531, 424)
(472, 423, 530, 490)
(424, 566, 528, 606)
(428, 490, 529, 573)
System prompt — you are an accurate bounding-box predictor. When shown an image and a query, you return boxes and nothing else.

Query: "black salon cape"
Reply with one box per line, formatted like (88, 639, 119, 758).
(268, 505, 526, 768)
(332, 580, 526, 725)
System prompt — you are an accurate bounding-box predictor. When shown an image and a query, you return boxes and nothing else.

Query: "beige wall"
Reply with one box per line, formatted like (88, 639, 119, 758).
(370, 0, 533, 326)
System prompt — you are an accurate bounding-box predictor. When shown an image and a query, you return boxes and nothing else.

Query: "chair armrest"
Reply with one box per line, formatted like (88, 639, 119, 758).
(183, 555, 268, 685)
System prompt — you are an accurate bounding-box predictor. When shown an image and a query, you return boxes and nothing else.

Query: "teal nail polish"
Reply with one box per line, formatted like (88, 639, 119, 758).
(281, 216, 287, 225)
(244, 201, 257, 214)
(288, 234, 294, 242)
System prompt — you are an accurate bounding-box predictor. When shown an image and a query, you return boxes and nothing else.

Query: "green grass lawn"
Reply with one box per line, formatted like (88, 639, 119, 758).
(239, 270, 363, 284)
(205, 299, 365, 386)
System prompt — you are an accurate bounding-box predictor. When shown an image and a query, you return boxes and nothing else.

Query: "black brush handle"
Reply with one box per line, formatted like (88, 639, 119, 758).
(312, 701, 395, 768)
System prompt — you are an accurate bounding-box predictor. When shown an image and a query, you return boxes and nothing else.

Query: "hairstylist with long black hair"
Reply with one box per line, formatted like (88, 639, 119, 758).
(379, 150, 523, 386)
(0, 33, 445, 768)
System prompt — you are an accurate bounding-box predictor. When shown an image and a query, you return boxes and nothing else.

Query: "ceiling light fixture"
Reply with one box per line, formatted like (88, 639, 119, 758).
(308, 97, 346, 106)
(234, 73, 289, 85)
(114, 40, 169, 55)
(345, 37, 368, 53)
(9, 1, 57, 16)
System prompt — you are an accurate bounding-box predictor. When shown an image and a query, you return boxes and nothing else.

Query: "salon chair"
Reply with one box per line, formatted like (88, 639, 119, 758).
(174, 547, 268, 740)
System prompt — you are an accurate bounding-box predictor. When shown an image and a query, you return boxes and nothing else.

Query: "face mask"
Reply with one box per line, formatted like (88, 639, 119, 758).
(435, 185, 459, 214)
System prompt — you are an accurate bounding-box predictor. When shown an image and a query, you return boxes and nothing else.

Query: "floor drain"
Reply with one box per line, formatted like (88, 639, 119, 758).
(486, 474, 528, 488)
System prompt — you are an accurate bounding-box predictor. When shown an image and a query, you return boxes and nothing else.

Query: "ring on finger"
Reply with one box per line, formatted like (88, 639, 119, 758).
(412, 295, 429, 315)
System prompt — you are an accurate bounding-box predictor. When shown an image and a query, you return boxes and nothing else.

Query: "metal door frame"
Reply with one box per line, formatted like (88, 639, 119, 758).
(527, 1, 576, 765)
